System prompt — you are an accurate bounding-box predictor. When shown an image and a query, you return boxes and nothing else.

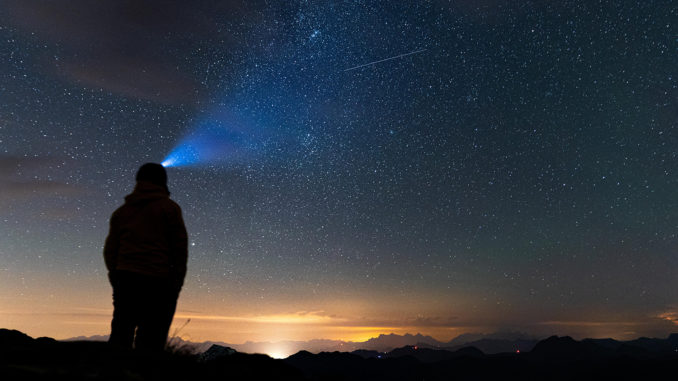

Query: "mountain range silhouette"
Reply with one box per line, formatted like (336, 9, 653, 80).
(65, 330, 540, 356)
(3, 328, 678, 380)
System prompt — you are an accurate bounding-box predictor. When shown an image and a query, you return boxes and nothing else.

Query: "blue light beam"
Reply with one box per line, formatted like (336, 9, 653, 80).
(162, 116, 265, 168)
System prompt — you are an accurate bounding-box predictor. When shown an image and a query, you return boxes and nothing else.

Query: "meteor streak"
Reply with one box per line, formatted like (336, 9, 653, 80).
(343, 48, 427, 72)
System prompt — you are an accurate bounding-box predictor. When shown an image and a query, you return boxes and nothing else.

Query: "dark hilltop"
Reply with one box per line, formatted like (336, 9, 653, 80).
(3, 328, 678, 380)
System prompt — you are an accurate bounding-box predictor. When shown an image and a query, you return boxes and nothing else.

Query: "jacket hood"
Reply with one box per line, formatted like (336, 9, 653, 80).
(124, 181, 170, 205)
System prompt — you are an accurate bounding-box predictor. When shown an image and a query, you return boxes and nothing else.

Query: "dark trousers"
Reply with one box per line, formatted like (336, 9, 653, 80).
(108, 270, 179, 351)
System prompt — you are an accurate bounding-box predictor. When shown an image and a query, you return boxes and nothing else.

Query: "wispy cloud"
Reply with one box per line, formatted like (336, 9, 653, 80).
(0, 155, 52, 173)
(657, 310, 678, 325)
(0, 180, 84, 197)
(174, 310, 345, 325)
(537, 320, 640, 327)
(0, 0, 276, 105)
(0, 155, 87, 211)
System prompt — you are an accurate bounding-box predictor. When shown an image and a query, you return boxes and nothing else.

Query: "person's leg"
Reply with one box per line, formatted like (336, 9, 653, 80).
(135, 279, 178, 352)
(108, 271, 138, 349)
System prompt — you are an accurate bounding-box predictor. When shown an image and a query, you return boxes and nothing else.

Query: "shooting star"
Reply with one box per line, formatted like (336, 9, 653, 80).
(343, 48, 427, 72)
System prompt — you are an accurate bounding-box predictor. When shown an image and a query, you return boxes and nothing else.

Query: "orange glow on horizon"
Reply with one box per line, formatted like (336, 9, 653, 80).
(1, 281, 674, 345)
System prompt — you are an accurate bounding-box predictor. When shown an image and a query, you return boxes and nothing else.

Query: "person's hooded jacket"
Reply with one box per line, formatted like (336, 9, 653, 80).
(104, 181, 188, 290)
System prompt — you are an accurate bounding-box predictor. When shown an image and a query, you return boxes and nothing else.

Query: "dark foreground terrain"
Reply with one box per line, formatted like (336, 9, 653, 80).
(2, 329, 678, 380)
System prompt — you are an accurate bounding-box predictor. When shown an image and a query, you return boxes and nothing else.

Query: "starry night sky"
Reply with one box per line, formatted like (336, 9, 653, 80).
(1, 1, 677, 344)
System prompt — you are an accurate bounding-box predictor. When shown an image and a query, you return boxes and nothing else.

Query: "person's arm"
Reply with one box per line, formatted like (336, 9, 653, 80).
(168, 203, 188, 291)
(103, 212, 120, 280)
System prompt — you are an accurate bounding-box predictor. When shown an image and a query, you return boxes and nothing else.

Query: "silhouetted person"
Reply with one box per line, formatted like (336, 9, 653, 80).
(104, 163, 188, 351)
